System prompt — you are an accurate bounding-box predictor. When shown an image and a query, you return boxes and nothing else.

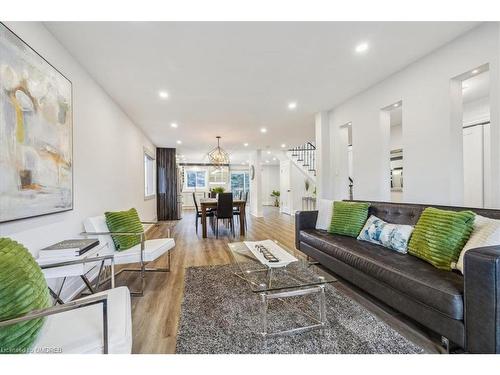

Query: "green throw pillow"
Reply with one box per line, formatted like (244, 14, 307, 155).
(408, 207, 475, 270)
(105, 208, 144, 251)
(328, 201, 371, 237)
(0, 238, 50, 354)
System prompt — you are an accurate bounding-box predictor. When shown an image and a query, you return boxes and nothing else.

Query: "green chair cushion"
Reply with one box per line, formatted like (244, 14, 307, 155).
(328, 201, 371, 238)
(408, 207, 475, 270)
(0, 238, 50, 354)
(105, 208, 144, 251)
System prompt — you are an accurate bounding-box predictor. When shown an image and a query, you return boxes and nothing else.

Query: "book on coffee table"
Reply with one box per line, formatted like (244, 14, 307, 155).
(39, 239, 99, 259)
(243, 239, 297, 268)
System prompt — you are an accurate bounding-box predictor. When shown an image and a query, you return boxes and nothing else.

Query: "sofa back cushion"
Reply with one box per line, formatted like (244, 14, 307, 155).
(328, 201, 370, 237)
(408, 207, 475, 270)
(316, 199, 334, 230)
(357, 215, 414, 253)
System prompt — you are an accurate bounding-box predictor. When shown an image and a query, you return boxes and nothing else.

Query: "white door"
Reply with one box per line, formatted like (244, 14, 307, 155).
(463, 125, 484, 207)
(280, 161, 291, 215)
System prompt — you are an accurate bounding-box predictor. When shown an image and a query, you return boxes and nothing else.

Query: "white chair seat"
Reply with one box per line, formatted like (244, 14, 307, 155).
(83, 215, 175, 265)
(33, 286, 132, 354)
(114, 238, 175, 264)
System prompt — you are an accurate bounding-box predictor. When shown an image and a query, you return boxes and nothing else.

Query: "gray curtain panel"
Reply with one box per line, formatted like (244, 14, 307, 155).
(156, 148, 179, 220)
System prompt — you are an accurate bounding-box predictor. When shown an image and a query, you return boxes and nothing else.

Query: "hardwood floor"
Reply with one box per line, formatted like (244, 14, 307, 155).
(118, 206, 442, 354)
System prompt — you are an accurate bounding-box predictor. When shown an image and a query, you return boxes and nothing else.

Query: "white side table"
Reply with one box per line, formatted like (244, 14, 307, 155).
(37, 243, 115, 304)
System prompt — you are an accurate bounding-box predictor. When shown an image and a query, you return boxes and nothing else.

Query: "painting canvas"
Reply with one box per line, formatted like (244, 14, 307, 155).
(0, 24, 73, 222)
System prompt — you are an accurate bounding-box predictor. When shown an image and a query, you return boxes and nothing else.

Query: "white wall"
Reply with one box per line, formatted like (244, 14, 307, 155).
(261, 165, 280, 206)
(0, 22, 156, 254)
(328, 23, 500, 208)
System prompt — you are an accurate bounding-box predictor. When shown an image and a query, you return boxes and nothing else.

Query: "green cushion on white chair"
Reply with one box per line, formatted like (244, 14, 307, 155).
(0, 237, 50, 354)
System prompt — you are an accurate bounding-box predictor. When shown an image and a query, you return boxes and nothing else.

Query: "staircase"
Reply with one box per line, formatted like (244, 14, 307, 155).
(287, 142, 317, 183)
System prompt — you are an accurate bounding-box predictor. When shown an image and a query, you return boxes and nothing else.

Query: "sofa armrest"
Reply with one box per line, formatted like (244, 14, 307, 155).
(464, 245, 500, 353)
(295, 211, 318, 250)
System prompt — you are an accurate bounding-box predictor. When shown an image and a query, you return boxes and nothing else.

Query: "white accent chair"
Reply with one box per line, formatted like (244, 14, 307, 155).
(83, 215, 175, 296)
(0, 286, 132, 354)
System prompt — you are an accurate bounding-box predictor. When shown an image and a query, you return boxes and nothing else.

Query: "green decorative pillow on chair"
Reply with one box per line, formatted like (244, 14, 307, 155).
(0, 238, 50, 354)
(408, 207, 475, 270)
(105, 208, 144, 251)
(328, 201, 371, 237)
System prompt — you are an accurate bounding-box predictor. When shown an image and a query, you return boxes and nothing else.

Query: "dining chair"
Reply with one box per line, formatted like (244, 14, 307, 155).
(233, 191, 248, 231)
(215, 193, 234, 238)
(193, 192, 214, 234)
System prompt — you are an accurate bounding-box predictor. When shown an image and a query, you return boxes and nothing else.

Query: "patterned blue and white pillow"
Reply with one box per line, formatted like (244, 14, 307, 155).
(357, 215, 414, 253)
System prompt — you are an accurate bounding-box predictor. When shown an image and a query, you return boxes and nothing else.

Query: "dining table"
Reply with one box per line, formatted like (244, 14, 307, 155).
(199, 198, 246, 238)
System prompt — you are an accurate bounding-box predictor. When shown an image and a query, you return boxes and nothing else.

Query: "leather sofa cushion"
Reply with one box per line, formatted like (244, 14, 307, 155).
(300, 229, 464, 320)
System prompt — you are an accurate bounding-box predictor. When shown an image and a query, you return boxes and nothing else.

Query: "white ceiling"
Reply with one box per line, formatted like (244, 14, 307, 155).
(44, 21, 479, 164)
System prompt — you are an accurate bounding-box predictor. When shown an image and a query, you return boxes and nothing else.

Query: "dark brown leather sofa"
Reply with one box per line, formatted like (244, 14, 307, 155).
(295, 200, 500, 353)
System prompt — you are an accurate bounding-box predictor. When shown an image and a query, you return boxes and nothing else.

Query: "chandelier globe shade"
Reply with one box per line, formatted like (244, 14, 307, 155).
(208, 136, 230, 166)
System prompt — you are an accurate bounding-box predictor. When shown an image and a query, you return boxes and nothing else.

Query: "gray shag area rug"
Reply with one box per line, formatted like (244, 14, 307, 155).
(176, 264, 424, 354)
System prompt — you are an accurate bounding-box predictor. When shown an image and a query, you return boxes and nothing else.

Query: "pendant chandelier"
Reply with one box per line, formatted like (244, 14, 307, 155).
(208, 136, 230, 166)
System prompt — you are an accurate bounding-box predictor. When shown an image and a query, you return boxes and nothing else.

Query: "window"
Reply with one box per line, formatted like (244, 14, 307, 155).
(230, 171, 250, 196)
(144, 152, 156, 199)
(185, 170, 207, 189)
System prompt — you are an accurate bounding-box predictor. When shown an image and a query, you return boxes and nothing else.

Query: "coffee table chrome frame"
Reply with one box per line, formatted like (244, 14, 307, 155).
(233, 268, 329, 337)
(258, 282, 327, 337)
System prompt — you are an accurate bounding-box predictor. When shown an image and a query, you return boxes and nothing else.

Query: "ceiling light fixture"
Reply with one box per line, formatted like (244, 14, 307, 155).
(265, 160, 269, 163)
(158, 90, 169, 99)
(355, 42, 369, 54)
(288, 102, 297, 110)
(281, 143, 286, 148)
(267, 150, 271, 154)
(260, 127, 267, 133)
(243, 142, 249, 147)
(176, 140, 182, 144)
(472, 69, 479, 75)
(393, 103, 399, 108)
(171, 122, 178, 128)
(208, 136, 230, 166)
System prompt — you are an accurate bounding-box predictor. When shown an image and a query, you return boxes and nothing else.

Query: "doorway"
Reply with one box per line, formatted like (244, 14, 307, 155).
(461, 68, 490, 208)
(279, 161, 291, 215)
(381, 101, 404, 202)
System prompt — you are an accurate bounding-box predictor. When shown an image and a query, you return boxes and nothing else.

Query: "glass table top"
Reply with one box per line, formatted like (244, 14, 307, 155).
(227, 241, 336, 293)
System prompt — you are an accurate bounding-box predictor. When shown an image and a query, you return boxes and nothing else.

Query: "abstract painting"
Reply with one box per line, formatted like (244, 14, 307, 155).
(0, 23, 73, 222)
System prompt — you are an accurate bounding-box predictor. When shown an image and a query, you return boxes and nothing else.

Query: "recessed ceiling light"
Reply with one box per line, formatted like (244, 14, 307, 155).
(243, 143, 249, 147)
(281, 143, 286, 148)
(265, 160, 269, 163)
(393, 103, 399, 108)
(288, 102, 297, 110)
(171, 122, 178, 128)
(176, 140, 182, 144)
(472, 69, 479, 74)
(260, 127, 267, 133)
(158, 90, 169, 99)
(272, 157, 277, 161)
(267, 150, 271, 154)
(355, 42, 369, 54)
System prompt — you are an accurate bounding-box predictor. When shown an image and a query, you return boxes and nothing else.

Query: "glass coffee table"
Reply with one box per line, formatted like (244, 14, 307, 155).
(227, 240, 336, 337)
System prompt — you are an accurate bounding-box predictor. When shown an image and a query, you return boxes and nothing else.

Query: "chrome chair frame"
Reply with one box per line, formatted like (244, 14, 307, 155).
(0, 294, 109, 354)
(40, 254, 115, 305)
(81, 222, 171, 297)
